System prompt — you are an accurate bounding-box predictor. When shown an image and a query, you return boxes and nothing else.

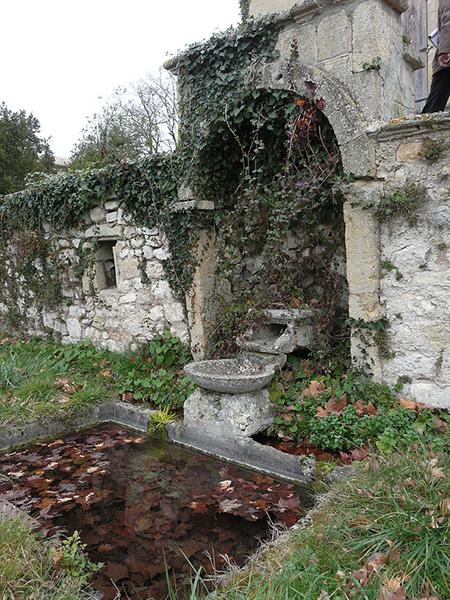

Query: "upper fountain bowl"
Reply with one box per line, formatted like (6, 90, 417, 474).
(184, 356, 276, 394)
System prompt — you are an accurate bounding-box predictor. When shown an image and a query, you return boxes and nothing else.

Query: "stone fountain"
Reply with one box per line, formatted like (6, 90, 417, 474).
(167, 308, 318, 484)
(184, 355, 276, 437)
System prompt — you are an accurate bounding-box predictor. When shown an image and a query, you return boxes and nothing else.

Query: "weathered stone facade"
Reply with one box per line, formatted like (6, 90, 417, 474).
(375, 115, 449, 407)
(1, 0, 449, 409)
(176, 0, 449, 408)
(15, 200, 188, 352)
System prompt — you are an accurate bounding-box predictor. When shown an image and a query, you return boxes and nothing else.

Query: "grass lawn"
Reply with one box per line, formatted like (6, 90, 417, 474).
(210, 448, 449, 600)
(0, 333, 194, 432)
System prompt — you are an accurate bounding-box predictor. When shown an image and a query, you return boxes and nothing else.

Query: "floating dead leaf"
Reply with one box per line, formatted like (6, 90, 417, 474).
(189, 501, 208, 514)
(219, 499, 243, 513)
(303, 381, 326, 398)
(103, 561, 129, 581)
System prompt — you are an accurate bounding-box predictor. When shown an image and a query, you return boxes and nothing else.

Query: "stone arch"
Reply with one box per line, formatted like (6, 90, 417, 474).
(252, 59, 375, 178)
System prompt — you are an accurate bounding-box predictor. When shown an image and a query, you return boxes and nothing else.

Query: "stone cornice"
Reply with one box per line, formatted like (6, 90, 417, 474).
(369, 113, 450, 141)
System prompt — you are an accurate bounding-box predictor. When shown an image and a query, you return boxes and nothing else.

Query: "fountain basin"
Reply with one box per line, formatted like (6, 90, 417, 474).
(184, 357, 276, 394)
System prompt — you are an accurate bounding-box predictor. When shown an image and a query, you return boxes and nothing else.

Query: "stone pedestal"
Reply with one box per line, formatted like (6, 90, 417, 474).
(184, 388, 274, 437)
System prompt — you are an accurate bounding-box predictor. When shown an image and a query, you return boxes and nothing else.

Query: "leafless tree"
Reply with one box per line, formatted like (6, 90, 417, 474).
(70, 70, 178, 169)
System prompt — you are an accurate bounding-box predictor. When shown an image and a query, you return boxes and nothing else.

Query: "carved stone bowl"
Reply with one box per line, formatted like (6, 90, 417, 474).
(184, 356, 276, 394)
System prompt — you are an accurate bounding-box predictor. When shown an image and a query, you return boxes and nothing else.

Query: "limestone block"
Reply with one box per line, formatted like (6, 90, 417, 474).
(319, 54, 352, 87)
(130, 237, 144, 249)
(344, 200, 381, 316)
(409, 382, 450, 409)
(164, 303, 185, 324)
(153, 248, 170, 261)
(120, 292, 137, 304)
(148, 306, 164, 322)
(66, 317, 82, 340)
(85, 224, 120, 238)
(184, 388, 274, 437)
(151, 280, 171, 298)
(90, 206, 106, 223)
(382, 352, 438, 381)
(105, 211, 118, 223)
(317, 11, 351, 61)
(119, 257, 140, 281)
(170, 321, 189, 344)
(143, 246, 153, 260)
(249, 0, 298, 17)
(277, 24, 317, 65)
(352, 0, 398, 71)
(105, 200, 119, 211)
(145, 261, 164, 279)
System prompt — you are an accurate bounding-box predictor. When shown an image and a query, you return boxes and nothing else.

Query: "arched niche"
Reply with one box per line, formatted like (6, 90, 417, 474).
(251, 59, 376, 178)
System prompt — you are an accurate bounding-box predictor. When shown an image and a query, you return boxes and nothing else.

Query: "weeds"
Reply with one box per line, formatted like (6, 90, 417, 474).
(268, 357, 449, 454)
(0, 517, 98, 599)
(0, 333, 193, 430)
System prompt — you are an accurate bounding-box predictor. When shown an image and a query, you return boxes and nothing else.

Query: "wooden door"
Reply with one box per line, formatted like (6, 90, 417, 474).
(403, 0, 429, 111)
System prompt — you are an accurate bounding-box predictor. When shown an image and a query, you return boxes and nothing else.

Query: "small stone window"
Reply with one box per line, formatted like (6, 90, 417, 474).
(95, 240, 118, 290)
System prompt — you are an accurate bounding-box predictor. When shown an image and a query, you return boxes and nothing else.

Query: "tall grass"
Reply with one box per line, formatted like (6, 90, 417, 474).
(0, 517, 97, 599)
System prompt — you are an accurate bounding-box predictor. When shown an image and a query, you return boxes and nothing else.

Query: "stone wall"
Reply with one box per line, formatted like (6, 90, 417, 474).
(343, 114, 450, 408)
(4, 199, 188, 352)
(375, 115, 450, 407)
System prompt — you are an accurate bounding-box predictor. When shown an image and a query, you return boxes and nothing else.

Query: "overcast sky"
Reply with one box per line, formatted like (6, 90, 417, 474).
(1, 1, 240, 158)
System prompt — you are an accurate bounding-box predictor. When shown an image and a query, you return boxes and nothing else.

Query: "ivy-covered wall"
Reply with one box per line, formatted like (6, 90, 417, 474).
(0, 157, 190, 350)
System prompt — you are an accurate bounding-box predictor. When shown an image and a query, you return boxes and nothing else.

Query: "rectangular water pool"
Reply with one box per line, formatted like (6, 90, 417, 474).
(0, 424, 312, 599)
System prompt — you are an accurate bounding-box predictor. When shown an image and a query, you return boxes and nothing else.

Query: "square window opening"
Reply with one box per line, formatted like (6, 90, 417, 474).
(95, 240, 118, 290)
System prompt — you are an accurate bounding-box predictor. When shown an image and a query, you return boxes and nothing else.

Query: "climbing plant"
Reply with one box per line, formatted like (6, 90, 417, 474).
(239, 0, 250, 21)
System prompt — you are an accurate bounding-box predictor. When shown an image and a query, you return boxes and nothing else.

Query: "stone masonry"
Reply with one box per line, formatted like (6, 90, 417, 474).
(21, 199, 188, 352)
(171, 0, 449, 408)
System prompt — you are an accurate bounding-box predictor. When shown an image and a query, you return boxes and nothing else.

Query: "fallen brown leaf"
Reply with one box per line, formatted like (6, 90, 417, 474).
(399, 397, 421, 411)
(52, 548, 62, 571)
(303, 380, 326, 398)
(366, 551, 387, 573)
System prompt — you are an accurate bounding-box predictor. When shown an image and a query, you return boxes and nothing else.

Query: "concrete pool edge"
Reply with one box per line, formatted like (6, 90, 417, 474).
(0, 402, 315, 485)
(0, 401, 154, 452)
(167, 422, 315, 485)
